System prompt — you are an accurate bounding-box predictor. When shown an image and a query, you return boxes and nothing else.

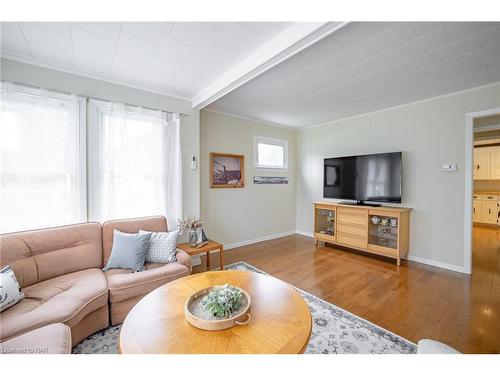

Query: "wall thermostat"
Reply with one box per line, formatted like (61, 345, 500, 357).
(440, 163, 457, 172)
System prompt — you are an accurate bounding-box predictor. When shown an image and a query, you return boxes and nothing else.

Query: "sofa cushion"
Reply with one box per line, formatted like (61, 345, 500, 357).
(0, 268, 108, 341)
(103, 230, 151, 272)
(0, 222, 102, 288)
(105, 261, 189, 303)
(102, 216, 168, 266)
(0, 323, 71, 354)
(417, 339, 460, 354)
(140, 229, 179, 263)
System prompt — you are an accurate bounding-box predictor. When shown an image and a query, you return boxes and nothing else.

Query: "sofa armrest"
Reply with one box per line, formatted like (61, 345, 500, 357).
(176, 249, 192, 274)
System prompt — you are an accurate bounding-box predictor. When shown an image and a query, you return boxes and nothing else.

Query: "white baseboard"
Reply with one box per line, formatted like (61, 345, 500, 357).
(223, 231, 297, 251)
(295, 230, 314, 237)
(407, 255, 466, 274)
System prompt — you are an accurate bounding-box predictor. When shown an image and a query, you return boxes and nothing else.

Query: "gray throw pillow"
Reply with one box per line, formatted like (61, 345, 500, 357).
(139, 229, 180, 263)
(103, 230, 152, 272)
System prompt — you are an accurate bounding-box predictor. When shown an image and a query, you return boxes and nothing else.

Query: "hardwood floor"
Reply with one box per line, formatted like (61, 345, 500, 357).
(193, 225, 500, 353)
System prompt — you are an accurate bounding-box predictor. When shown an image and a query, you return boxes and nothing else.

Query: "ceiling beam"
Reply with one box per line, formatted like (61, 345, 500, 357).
(192, 21, 348, 109)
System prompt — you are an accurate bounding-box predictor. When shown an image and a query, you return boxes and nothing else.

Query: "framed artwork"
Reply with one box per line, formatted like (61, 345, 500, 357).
(253, 176, 288, 184)
(210, 152, 245, 188)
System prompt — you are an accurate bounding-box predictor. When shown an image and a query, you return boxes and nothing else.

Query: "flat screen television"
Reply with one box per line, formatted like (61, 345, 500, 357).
(323, 152, 402, 204)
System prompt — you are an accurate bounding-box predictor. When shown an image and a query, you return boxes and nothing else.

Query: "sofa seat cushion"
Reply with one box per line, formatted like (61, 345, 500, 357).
(0, 323, 71, 354)
(0, 268, 108, 341)
(105, 261, 189, 303)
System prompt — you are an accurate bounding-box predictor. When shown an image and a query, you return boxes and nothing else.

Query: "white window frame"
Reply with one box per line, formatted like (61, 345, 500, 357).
(87, 99, 170, 221)
(0, 82, 87, 231)
(253, 135, 289, 170)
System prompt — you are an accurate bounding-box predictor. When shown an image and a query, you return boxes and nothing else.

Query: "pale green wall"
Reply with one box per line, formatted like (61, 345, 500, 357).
(0, 58, 200, 219)
(200, 110, 297, 246)
(296, 83, 500, 270)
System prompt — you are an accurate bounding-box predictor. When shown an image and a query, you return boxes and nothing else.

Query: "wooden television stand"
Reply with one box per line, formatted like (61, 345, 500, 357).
(313, 202, 412, 266)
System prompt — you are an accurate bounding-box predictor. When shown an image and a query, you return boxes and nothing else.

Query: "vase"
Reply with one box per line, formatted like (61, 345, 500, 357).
(188, 229, 198, 247)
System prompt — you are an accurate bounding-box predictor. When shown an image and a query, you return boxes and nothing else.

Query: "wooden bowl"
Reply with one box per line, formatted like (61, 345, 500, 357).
(184, 285, 251, 331)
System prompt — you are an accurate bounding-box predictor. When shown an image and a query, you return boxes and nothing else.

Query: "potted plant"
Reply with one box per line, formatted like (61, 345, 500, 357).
(202, 284, 243, 318)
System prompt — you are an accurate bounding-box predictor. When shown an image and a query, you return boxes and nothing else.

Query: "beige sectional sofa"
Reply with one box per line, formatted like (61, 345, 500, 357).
(0, 216, 192, 351)
(1, 323, 72, 354)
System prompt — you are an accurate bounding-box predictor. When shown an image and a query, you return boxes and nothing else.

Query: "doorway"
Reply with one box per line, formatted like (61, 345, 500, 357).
(464, 108, 500, 275)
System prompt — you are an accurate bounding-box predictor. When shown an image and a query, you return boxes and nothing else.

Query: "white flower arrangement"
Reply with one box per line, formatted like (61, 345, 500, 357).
(178, 217, 203, 232)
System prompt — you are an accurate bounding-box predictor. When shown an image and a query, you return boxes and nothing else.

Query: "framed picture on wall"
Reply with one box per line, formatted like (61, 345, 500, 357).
(210, 152, 245, 188)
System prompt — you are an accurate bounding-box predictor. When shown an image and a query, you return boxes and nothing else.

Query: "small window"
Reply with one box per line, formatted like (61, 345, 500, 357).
(254, 136, 288, 169)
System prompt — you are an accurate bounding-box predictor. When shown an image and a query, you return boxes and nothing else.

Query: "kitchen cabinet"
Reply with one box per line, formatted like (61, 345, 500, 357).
(482, 201, 498, 224)
(473, 194, 499, 225)
(490, 147, 500, 179)
(474, 148, 490, 179)
(474, 146, 500, 180)
(473, 200, 480, 221)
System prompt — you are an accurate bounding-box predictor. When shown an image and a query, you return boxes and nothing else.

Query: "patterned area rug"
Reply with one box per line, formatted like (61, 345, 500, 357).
(73, 261, 417, 354)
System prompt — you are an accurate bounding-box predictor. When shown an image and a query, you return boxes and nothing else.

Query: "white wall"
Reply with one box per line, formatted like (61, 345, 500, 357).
(0, 58, 200, 220)
(200, 110, 296, 247)
(296, 83, 500, 272)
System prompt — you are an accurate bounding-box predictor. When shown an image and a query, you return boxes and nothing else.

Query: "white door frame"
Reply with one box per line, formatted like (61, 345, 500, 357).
(464, 106, 500, 274)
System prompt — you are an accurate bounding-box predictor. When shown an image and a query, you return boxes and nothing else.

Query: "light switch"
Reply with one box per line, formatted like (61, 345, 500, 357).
(441, 163, 457, 172)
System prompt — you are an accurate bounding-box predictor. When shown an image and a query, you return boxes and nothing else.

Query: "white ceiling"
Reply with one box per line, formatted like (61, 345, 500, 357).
(0, 22, 292, 99)
(1, 22, 499, 128)
(208, 22, 500, 128)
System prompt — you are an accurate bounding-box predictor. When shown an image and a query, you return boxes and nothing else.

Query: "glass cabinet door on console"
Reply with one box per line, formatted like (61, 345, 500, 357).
(314, 205, 335, 243)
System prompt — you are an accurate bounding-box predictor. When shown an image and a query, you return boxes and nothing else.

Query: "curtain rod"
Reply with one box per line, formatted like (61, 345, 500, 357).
(2, 80, 189, 117)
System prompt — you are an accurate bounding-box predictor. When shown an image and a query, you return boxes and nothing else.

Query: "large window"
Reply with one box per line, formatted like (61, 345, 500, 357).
(0, 83, 182, 234)
(88, 101, 182, 225)
(254, 135, 288, 169)
(0, 84, 86, 233)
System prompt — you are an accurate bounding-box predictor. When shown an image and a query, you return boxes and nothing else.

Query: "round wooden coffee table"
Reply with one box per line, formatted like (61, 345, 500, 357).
(119, 270, 312, 354)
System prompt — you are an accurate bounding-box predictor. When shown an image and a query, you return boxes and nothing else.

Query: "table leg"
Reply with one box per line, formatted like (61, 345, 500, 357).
(206, 251, 211, 270)
(219, 246, 224, 270)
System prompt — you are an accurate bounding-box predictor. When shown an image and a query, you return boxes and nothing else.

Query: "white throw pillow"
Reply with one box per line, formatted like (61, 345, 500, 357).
(0, 265, 25, 312)
(139, 230, 180, 263)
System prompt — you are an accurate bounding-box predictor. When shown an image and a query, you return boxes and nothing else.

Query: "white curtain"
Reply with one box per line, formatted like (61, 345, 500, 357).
(164, 115, 182, 229)
(89, 100, 182, 227)
(0, 82, 85, 233)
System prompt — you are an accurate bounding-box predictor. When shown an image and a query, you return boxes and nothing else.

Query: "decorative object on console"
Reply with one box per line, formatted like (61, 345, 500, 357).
(178, 217, 203, 247)
(253, 176, 288, 184)
(196, 228, 209, 248)
(139, 229, 179, 263)
(370, 216, 381, 224)
(102, 230, 151, 272)
(0, 265, 25, 312)
(184, 284, 251, 331)
(210, 152, 244, 188)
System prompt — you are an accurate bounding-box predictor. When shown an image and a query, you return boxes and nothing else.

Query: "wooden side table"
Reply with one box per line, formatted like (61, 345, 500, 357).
(177, 240, 224, 270)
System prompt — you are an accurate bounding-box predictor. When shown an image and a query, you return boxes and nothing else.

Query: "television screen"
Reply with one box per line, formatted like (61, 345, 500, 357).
(323, 152, 402, 203)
